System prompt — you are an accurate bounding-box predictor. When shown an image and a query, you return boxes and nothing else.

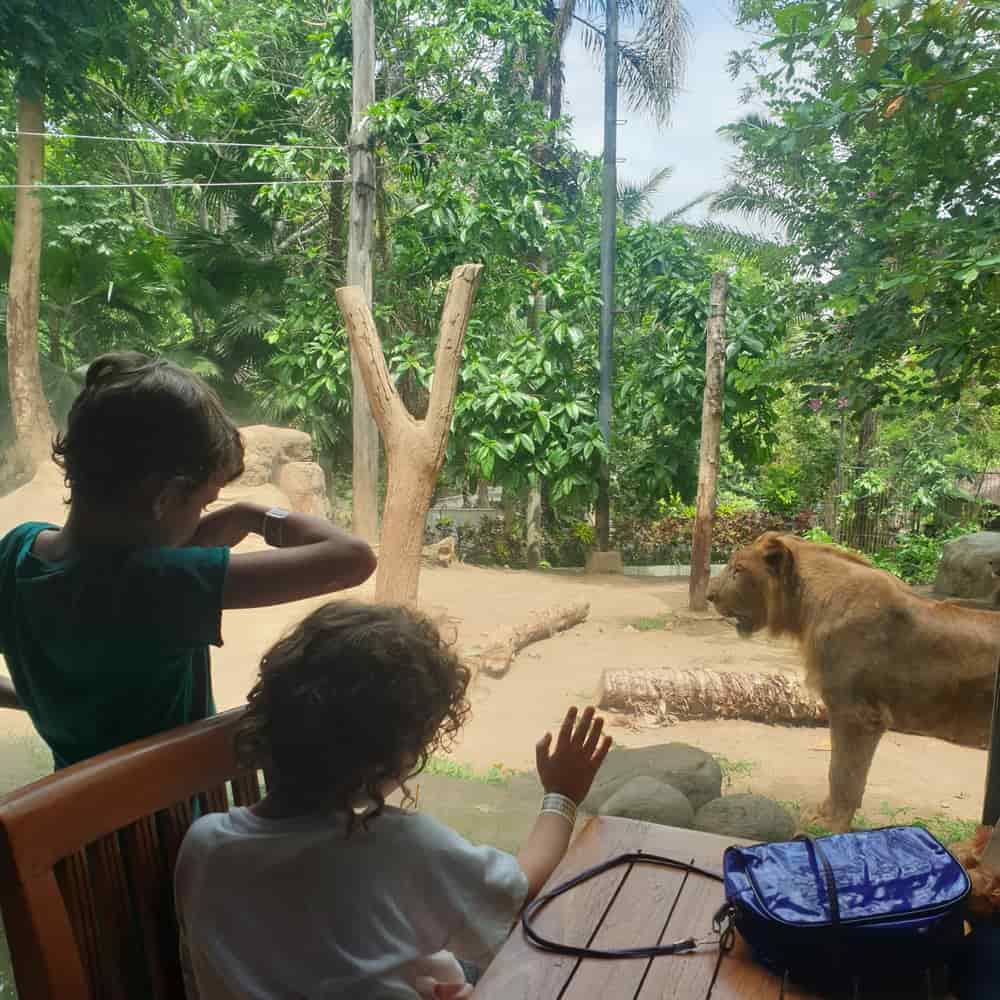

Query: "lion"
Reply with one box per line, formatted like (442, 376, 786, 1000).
(706, 531, 1000, 832)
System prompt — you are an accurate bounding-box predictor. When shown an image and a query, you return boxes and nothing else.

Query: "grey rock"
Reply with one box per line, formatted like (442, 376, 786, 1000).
(934, 531, 1000, 599)
(582, 743, 722, 814)
(598, 776, 694, 829)
(694, 794, 796, 842)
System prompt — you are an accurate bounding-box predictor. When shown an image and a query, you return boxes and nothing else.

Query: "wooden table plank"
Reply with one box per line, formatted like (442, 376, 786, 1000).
(477, 817, 821, 1000)
(473, 818, 643, 999)
(561, 854, 689, 998)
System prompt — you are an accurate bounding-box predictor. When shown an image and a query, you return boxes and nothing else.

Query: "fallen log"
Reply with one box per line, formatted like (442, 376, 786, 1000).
(599, 668, 827, 726)
(467, 601, 589, 679)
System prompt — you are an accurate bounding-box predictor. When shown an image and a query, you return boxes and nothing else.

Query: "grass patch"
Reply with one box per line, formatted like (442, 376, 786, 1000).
(629, 615, 671, 631)
(714, 755, 757, 790)
(779, 800, 977, 846)
(423, 757, 518, 786)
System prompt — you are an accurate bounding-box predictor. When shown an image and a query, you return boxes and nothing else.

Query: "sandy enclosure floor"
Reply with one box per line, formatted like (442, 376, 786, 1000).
(0, 467, 985, 825)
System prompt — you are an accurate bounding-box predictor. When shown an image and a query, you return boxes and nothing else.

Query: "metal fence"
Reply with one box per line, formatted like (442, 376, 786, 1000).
(817, 465, 998, 553)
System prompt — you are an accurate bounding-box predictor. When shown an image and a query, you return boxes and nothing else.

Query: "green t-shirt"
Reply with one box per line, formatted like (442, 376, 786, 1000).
(0, 522, 229, 769)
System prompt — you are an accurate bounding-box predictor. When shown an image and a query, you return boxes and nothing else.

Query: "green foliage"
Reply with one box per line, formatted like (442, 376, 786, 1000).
(869, 523, 979, 586)
(725, 0, 1000, 401)
(612, 508, 810, 566)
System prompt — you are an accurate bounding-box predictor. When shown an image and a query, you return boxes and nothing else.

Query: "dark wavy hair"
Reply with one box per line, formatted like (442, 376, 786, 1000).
(235, 601, 472, 826)
(53, 352, 245, 503)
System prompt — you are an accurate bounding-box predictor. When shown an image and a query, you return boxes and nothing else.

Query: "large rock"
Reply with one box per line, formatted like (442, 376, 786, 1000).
(934, 532, 1000, 599)
(582, 743, 722, 814)
(598, 776, 695, 829)
(277, 461, 331, 519)
(694, 794, 795, 842)
(238, 425, 314, 487)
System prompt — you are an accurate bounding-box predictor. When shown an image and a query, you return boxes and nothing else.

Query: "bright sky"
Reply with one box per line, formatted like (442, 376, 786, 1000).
(562, 2, 756, 223)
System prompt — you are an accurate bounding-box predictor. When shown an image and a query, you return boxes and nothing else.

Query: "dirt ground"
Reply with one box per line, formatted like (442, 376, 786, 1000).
(0, 466, 985, 826)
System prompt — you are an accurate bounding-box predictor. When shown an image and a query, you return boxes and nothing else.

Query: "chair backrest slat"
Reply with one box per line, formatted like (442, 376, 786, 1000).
(0, 708, 262, 1000)
(55, 851, 102, 993)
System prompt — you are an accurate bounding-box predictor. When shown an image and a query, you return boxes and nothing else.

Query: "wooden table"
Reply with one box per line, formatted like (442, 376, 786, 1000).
(474, 816, 822, 1000)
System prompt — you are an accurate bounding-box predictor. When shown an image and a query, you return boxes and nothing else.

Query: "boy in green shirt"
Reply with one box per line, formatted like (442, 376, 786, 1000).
(0, 352, 375, 768)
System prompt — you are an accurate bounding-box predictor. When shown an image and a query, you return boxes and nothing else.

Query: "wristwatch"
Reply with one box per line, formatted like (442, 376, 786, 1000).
(263, 507, 290, 548)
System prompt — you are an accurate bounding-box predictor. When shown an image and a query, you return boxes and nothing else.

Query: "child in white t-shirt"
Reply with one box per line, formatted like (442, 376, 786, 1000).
(174, 601, 612, 999)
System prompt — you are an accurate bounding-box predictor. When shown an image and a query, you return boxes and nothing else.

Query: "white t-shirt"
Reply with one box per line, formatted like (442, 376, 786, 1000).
(174, 805, 529, 999)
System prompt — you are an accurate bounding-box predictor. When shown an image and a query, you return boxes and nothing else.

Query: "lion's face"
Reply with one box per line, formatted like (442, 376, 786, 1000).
(706, 533, 788, 637)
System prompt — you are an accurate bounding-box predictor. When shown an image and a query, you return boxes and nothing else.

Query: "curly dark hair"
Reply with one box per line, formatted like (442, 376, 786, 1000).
(235, 601, 472, 826)
(53, 352, 245, 503)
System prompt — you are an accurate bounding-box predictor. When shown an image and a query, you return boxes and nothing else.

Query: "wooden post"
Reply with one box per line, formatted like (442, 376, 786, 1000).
(983, 656, 1000, 826)
(347, 0, 380, 544)
(689, 272, 729, 612)
(336, 265, 483, 605)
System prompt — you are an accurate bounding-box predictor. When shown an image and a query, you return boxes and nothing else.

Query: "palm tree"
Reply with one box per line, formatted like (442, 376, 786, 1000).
(534, 1, 692, 124)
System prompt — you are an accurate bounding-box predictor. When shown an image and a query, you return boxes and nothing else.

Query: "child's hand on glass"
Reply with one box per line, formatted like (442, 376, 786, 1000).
(535, 706, 612, 805)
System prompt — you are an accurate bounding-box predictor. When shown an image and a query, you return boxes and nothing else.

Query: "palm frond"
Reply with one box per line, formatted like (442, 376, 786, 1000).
(682, 220, 792, 267)
(659, 189, 713, 222)
(710, 183, 798, 236)
(576, 0, 692, 123)
(618, 164, 675, 222)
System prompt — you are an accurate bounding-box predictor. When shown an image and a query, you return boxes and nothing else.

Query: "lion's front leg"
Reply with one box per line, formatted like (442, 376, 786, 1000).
(821, 708, 887, 833)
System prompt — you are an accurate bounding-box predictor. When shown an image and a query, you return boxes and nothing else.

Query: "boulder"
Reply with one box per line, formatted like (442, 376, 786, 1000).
(934, 532, 1000, 599)
(277, 461, 331, 519)
(694, 794, 796, 842)
(598, 776, 695, 829)
(237, 425, 314, 487)
(422, 535, 456, 567)
(582, 743, 722, 814)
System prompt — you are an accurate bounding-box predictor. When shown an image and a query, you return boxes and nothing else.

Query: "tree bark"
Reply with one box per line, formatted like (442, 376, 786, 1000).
(6, 93, 56, 471)
(347, 0, 381, 545)
(467, 601, 589, 679)
(525, 261, 546, 569)
(847, 408, 879, 550)
(689, 273, 729, 611)
(599, 668, 827, 725)
(335, 264, 483, 604)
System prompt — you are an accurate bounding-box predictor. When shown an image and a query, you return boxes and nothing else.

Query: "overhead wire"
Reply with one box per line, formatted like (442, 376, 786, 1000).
(0, 179, 347, 191)
(0, 128, 344, 152)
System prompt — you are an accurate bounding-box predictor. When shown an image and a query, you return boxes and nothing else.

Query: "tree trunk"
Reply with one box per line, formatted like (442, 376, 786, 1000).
(466, 601, 589, 679)
(525, 262, 546, 569)
(848, 408, 879, 550)
(598, 668, 827, 725)
(335, 264, 483, 604)
(689, 273, 729, 611)
(6, 93, 56, 471)
(476, 479, 490, 507)
(347, 0, 381, 545)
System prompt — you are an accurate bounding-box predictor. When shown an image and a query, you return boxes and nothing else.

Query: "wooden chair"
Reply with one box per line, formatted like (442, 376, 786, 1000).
(0, 708, 261, 1000)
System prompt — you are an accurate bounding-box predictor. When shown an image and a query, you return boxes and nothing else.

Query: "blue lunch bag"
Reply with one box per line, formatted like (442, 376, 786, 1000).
(720, 826, 971, 990)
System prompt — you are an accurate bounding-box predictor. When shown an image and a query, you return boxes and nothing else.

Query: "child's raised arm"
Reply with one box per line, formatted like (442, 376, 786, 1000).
(193, 503, 376, 609)
(516, 706, 612, 902)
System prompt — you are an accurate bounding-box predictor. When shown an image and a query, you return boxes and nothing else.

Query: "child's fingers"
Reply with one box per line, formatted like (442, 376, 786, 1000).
(535, 732, 552, 770)
(593, 734, 613, 767)
(555, 706, 577, 752)
(571, 706, 595, 747)
(581, 713, 604, 755)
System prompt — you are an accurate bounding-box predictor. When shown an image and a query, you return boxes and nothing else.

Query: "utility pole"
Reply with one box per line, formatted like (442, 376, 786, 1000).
(595, 0, 618, 551)
(347, 0, 380, 543)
